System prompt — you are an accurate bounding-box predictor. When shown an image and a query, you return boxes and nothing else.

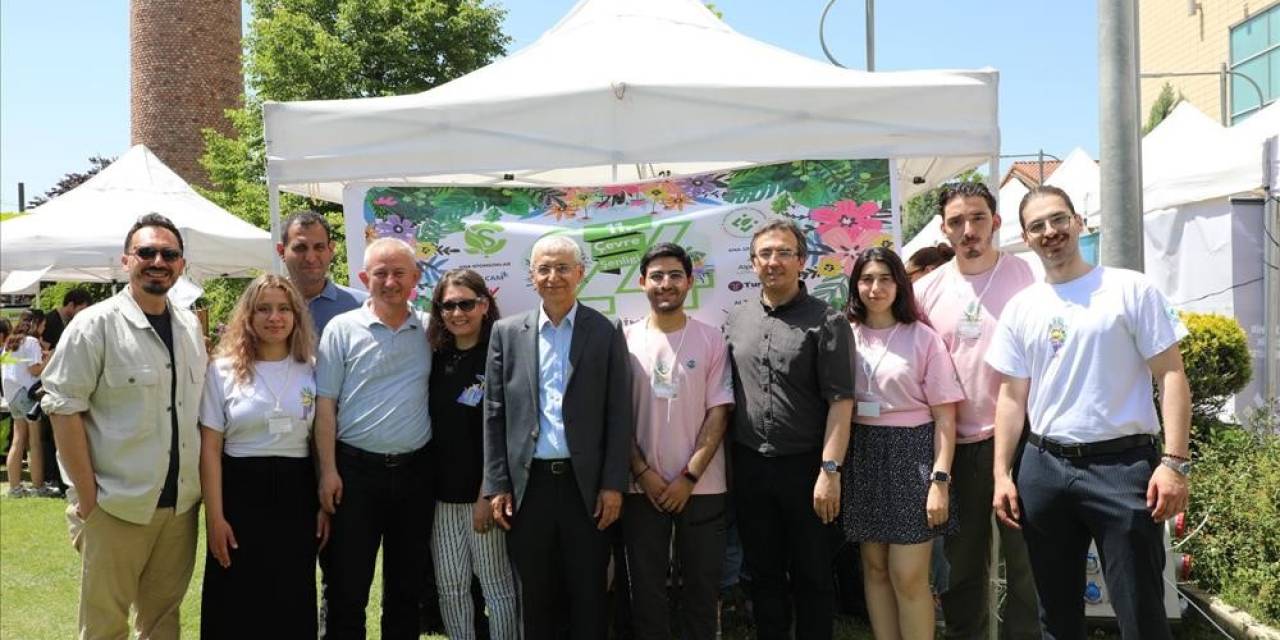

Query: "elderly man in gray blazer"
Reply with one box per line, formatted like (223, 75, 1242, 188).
(483, 235, 634, 639)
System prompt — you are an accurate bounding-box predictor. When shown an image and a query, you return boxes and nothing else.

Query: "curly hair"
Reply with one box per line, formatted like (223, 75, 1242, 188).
(214, 274, 316, 386)
(4, 309, 41, 353)
(427, 269, 500, 352)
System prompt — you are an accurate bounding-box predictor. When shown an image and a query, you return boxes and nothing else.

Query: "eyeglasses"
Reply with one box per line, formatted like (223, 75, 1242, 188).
(532, 263, 577, 277)
(645, 270, 688, 283)
(132, 246, 183, 262)
(753, 248, 798, 261)
(1025, 213, 1074, 236)
(439, 298, 481, 313)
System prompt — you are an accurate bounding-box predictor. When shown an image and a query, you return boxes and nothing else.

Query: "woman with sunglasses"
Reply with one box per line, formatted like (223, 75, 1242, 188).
(842, 247, 964, 639)
(426, 269, 519, 639)
(198, 275, 326, 639)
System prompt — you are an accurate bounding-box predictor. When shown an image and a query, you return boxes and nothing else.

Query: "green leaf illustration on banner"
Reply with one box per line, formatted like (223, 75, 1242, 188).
(722, 164, 798, 203)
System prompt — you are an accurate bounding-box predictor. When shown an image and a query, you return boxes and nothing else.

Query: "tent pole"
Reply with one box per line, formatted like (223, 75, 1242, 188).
(1264, 138, 1279, 404)
(268, 178, 283, 275)
(888, 158, 902, 249)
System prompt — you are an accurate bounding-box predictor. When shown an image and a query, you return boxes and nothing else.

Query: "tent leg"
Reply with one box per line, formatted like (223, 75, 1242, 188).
(268, 179, 283, 275)
(888, 158, 903, 249)
(1264, 139, 1280, 403)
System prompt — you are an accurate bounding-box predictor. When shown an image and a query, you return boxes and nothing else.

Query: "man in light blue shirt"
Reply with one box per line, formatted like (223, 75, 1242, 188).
(276, 210, 367, 334)
(314, 237, 433, 640)
(533, 302, 575, 458)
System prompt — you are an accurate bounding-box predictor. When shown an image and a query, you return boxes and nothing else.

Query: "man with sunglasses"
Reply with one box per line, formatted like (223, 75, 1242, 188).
(483, 235, 633, 639)
(724, 219, 855, 640)
(277, 210, 367, 334)
(622, 243, 734, 640)
(987, 186, 1192, 639)
(41, 213, 208, 639)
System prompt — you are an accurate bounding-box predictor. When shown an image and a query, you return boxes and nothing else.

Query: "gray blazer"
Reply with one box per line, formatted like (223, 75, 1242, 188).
(482, 303, 634, 515)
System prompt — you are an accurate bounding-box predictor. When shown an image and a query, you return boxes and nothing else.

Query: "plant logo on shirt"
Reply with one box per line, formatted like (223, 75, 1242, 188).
(1048, 317, 1068, 356)
(300, 387, 316, 421)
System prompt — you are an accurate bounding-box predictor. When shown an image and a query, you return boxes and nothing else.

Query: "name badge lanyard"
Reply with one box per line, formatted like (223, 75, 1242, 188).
(257, 360, 296, 434)
(644, 316, 690, 475)
(854, 322, 902, 418)
(956, 254, 1006, 340)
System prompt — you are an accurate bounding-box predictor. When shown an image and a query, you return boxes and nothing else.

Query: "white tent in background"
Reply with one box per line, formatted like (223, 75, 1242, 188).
(0, 145, 273, 289)
(901, 215, 946, 259)
(997, 148, 1100, 252)
(263, 0, 1001, 242)
(997, 178, 1029, 250)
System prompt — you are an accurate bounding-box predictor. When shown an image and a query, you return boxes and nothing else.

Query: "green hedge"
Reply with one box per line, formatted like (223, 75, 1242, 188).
(1175, 312, 1252, 448)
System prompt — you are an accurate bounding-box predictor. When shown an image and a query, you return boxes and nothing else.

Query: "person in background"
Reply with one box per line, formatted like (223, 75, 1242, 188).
(427, 269, 519, 639)
(905, 244, 955, 283)
(198, 274, 327, 639)
(2, 310, 50, 497)
(41, 287, 93, 350)
(42, 213, 207, 639)
(277, 210, 368, 335)
(624, 243, 734, 640)
(843, 247, 963, 639)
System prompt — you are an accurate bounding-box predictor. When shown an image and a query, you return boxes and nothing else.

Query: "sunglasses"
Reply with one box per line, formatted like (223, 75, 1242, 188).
(439, 298, 481, 313)
(132, 246, 183, 262)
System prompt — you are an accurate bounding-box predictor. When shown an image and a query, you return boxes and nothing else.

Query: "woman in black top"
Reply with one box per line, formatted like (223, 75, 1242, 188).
(427, 269, 518, 639)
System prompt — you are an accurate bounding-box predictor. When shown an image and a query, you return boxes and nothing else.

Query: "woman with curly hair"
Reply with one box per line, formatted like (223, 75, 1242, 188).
(198, 274, 325, 639)
(426, 269, 519, 639)
(2, 310, 51, 497)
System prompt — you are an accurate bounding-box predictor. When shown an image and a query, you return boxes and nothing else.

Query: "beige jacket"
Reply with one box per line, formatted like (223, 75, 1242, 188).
(41, 288, 207, 524)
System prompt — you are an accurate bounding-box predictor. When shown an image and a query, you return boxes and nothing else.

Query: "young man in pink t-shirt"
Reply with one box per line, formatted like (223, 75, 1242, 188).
(623, 243, 734, 640)
(913, 182, 1041, 639)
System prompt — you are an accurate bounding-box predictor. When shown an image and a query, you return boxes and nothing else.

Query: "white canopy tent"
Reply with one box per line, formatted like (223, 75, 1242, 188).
(997, 147, 1100, 252)
(0, 145, 273, 290)
(263, 0, 1001, 248)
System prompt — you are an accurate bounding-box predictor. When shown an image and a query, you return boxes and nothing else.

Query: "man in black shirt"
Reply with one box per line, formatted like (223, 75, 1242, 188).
(41, 287, 92, 350)
(724, 219, 855, 640)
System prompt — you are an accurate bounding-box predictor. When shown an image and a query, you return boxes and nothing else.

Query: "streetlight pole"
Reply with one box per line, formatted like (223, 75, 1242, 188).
(1099, 0, 1144, 271)
(1139, 68, 1267, 126)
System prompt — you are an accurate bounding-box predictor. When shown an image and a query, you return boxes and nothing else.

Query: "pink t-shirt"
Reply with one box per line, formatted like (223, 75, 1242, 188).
(625, 317, 735, 495)
(914, 253, 1036, 443)
(851, 321, 965, 428)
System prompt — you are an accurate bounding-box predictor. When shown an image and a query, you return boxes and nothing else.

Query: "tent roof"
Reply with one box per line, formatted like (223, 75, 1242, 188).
(0, 145, 272, 284)
(1143, 102, 1264, 211)
(264, 0, 998, 202)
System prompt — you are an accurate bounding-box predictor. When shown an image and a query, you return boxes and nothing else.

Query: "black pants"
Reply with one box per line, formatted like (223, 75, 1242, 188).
(506, 460, 609, 640)
(321, 443, 435, 640)
(1017, 443, 1172, 640)
(202, 455, 318, 639)
(731, 445, 836, 640)
(623, 492, 727, 640)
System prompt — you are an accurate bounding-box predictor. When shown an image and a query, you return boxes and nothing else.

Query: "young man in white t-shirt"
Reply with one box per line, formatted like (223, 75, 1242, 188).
(624, 242, 734, 640)
(913, 182, 1040, 639)
(986, 186, 1192, 640)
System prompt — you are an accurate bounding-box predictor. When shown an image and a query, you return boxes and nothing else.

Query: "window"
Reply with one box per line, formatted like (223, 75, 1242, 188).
(1230, 4, 1280, 124)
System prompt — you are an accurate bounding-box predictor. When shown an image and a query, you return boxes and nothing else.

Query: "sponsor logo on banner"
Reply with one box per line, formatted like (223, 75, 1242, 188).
(464, 222, 507, 256)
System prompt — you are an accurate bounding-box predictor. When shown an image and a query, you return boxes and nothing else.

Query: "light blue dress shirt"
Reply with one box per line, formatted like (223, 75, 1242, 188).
(309, 279, 368, 336)
(533, 302, 577, 459)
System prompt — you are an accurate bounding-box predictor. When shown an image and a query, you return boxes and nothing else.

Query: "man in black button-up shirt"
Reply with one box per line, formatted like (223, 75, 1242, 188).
(724, 219, 855, 640)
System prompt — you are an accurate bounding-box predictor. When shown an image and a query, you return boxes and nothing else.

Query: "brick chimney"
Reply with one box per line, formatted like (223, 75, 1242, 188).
(130, 0, 242, 187)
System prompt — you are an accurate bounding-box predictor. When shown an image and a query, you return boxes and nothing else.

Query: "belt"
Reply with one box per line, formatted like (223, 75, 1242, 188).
(531, 458, 573, 475)
(1028, 432, 1154, 459)
(337, 441, 425, 467)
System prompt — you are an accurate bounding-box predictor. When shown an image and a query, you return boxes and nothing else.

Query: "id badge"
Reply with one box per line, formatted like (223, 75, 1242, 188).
(957, 318, 982, 341)
(268, 408, 293, 435)
(856, 401, 881, 418)
(651, 359, 678, 399)
(652, 379, 678, 399)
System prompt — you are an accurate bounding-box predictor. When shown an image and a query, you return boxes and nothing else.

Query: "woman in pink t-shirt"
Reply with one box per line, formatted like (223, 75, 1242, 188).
(842, 247, 964, 639)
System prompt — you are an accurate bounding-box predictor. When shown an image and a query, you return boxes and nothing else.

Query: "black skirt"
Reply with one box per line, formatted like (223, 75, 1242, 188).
(841, 422, 958, 545)
(201, 455, 319, 639)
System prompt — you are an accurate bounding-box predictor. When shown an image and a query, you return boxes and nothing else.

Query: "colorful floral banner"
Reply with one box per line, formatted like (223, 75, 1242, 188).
(342, 160, 895, 325)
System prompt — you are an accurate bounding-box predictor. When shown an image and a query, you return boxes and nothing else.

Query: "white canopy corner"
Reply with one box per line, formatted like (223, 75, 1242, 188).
(0, 145, 273, 284)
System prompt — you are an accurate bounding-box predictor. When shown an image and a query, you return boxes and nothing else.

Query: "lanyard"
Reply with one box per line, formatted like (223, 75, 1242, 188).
(957, 253, 1006, 315)
(255, 359, 295, 412)
(644, 315, 690, 379)
(853, 322, 902, 396)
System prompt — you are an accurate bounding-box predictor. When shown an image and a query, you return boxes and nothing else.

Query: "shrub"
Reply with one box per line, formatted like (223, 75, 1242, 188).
(1175, 312, 1251, 445)
(1183, 402, 1280, 626)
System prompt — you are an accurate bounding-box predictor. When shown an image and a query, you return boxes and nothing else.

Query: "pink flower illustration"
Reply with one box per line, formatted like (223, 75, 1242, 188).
(809, 200, 882, 237)
(373, 195, 399, 207)
(820, 226, 888, 276)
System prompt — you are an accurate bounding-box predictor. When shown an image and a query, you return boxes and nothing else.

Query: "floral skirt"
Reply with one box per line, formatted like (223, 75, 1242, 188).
(841, 421, 958, 545)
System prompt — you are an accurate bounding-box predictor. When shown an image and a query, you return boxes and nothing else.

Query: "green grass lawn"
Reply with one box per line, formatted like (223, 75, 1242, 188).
(0, 492, 1224, 639)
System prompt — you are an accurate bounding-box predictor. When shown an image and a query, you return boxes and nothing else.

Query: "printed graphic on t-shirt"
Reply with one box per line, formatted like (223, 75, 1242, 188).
(1048, 317, 1067, 356)
(301, 387, 316, 421)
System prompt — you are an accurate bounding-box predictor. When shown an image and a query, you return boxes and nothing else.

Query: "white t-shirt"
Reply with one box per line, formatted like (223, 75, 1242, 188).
(985, 266, 1188, 443)
(1, 336, 42, 402)
(199, 356, 318, 458)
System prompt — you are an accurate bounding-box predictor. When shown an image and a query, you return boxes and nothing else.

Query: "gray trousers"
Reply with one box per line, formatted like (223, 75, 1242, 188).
(622, 492, 727, 640)
(941, 438, 1041, 640)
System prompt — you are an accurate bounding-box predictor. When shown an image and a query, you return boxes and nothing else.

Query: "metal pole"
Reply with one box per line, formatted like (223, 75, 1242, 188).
(1038, 149, 1045, 185)
(1220, 63, 1230, 126)
(17, 182, 25, 212)
(268, 178, 283, 275)
(865, 0, 875, 71)
(1099, 0, 1144, 271)
(1264, 138, 1279, 403)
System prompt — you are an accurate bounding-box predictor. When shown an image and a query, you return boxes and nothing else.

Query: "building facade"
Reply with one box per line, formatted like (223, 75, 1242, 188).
(1140, 0, 1279, 125)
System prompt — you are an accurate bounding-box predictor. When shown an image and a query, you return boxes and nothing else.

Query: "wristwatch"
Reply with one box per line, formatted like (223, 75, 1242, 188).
(1160, 456, 1192, 476)
(821, 460, 842, 474)
(930, 470, 951, 484)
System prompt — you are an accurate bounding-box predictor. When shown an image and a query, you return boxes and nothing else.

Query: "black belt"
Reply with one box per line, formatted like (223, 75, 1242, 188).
(337, 441, 425, 467)
(1028, 432, 1154, 459)
(531, 458, 573, 475)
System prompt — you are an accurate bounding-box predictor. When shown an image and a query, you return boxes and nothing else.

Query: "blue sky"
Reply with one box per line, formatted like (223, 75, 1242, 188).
(0, 0, 1099, 212)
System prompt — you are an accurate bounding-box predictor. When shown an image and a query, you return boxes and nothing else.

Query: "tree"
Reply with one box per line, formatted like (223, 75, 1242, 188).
(900, 169, 985, 245)
(27, 156, 115, 208)
(1143, 82, 1184, 135)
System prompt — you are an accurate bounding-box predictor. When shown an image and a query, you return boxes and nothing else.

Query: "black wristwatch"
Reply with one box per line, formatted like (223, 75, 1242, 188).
(821, 460, 842, 474)
(930, 470, 951, 484)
